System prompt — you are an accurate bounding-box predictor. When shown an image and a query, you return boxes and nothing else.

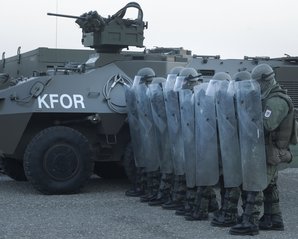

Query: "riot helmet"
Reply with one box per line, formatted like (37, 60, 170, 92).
(251, 64, 276, 97)
(213, 72, 232, 81)
(180, 67, 200, 81)
(232, 71, 251, 81)
(137, 67, 156, 84)
(178, 67, 201, 90)
(169, 66, 184, 76)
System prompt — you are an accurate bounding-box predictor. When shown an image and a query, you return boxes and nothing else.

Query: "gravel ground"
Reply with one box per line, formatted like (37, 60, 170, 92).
(0, 168, 297, 239)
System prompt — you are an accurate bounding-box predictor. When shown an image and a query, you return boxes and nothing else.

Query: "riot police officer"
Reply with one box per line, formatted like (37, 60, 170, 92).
(230, 64, 295, 235)
(211, 71, 251, 227)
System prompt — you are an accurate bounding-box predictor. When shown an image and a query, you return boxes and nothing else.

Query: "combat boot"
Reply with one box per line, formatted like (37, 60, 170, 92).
(140, 170, 160, 202)
(162, 175, 186, 210)
(125, 187, 145, 197)
(211, 210, 238, 227)
(259, 214, 284, 231)
(184, 186, 209, 221)
(211, 187, 240, 227)
(175, 187, 196, 216)
(149, 173, 173, 206)
(259, 182, 284, 231)
(229, 215, 259, 236)
(125, 167, 146, 197)
(208, 187, 219, 213)
(229, 191, 262, 236)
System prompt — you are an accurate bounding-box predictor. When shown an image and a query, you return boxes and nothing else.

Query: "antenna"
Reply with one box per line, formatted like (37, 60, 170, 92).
(55, 0, 58, 48)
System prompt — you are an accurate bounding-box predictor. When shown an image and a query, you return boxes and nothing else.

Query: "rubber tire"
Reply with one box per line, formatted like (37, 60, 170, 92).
(23, 126, 93, 194)
(122, 143, 137, 183)
(1, 157, 27, 181)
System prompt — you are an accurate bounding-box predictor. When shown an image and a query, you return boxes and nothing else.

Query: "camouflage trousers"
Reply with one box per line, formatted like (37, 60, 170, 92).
(157, 173, 174, 199)
(136, 167, 147, 192)
(222, 187, 241, 215)
(240, 164, 281, 222)
(241, 191, 263, 225)
(263, 164, 281, 216)
(193, 186, 218, 215)
(172, 174, 186, 202)
(146, 170, 161, 196)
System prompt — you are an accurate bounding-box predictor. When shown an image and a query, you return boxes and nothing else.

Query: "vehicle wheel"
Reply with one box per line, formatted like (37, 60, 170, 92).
(23, 126, 93, 194)
(93, 161, 126, 179)
(1, 157, 27, 181)
(122, 143, 137, 183)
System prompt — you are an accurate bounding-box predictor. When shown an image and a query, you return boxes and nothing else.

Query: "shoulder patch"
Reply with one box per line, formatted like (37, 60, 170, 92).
(264, 109, 272, 118)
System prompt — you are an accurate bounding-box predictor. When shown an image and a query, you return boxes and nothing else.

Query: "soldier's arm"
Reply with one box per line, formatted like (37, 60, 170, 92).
(263, 97, 289, 132)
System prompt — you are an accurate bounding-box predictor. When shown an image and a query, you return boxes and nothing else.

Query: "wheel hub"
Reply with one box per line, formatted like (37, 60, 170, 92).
(43, 144, 79, 181)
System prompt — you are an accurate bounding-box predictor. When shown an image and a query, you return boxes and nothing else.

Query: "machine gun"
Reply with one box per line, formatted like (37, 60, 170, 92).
(48, 2, 147, 53)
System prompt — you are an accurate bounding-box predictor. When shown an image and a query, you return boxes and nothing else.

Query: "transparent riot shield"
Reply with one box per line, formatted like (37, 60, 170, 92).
(124, 76, 145, 168)
(148, 82, 173, 174)
(135, 82, 160, 173)
(216, 80, 242, 187)
(164, 74, 177, 92)
(179, 89, 196, 187)
(163, 75, 185, 175)
(235, 80, 267, 191)
(194, 82, 219, 186)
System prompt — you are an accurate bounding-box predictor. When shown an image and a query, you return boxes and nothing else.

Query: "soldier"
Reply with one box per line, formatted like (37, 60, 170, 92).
(149, 67, 183, 207)
(147, 76, 173, 206)
(230, 64, 295, 235)
(185, 71, 220, 221)
(125, 67, 161, 201)
(161, 67, 187, 211)
(135, 67, 162, 203)
(174, 68, 202, 216)
(211, 71, 251, 227)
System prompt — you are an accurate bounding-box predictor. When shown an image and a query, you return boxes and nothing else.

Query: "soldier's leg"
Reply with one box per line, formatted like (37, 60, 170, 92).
(208, 186, 219, 213)
(211, 187, 240, 227)
(185, 186, 212, 221)
(125, 167, 146, 197)
(162, 174, 186, 210)
(229, 191, 262, 236)
(149, 173, 173, 206)
(175, 186, 197, 216)
(259, 165, 284, 231)
(140, 169, 160, 202)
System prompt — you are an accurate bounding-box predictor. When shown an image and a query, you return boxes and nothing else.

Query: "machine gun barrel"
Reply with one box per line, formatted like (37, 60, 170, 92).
(47, 12, 86, 20)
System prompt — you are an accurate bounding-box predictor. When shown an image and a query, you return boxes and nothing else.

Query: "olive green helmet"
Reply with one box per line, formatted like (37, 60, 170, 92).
(251, 64, 276, 96)
(251, 63, 275, 81)
(179, 67, 200, 81)
(232, 71, 251, 81)
(213, 72, 232, 81)
(137, 67, 155, 83)
(169, 66, 184, 76)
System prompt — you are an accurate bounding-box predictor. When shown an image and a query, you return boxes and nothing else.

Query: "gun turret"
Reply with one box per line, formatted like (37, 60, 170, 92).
(48, 2, 147, 53)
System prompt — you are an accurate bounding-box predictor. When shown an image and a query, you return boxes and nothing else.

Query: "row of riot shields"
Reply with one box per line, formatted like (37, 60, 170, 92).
(125, 72, 267, 191)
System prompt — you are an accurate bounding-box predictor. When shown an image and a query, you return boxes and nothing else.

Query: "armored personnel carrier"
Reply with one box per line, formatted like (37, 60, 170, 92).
(0, 2, 297, 194)
(0, 2, 190, 194)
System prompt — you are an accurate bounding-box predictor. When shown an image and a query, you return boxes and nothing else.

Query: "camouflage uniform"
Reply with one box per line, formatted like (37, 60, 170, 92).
(258, 85, 293, 231)
(185, 186, 218, 221)
(230, 64, 294, 235)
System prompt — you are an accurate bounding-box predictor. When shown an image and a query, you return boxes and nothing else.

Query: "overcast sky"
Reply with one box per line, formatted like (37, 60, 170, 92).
(1, 0, 298, 59)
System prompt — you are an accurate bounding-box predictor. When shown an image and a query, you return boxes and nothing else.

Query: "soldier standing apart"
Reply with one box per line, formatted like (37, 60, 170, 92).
(230, 64, 295, 235)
